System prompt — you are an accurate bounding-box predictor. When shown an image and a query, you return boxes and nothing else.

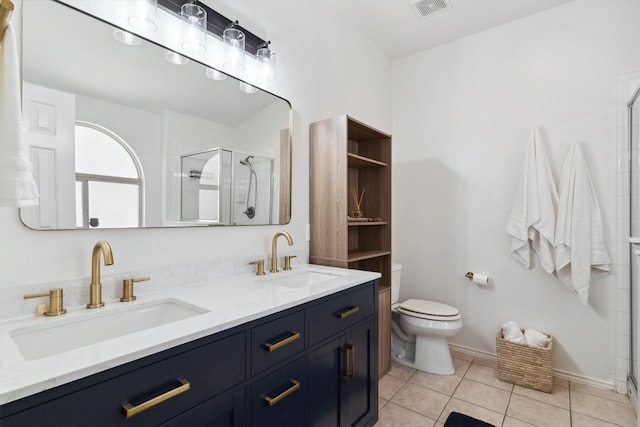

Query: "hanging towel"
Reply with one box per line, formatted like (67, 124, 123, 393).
(554, 143, 610, 305)
(506, 128, 558, 273)
(0, 23, 39, 207)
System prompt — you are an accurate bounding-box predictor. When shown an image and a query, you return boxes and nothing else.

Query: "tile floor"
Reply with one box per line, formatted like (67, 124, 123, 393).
(376, 351, 638, 427)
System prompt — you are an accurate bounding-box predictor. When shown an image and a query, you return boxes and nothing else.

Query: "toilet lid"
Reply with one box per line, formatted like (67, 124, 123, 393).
(397, 299, 461, 321)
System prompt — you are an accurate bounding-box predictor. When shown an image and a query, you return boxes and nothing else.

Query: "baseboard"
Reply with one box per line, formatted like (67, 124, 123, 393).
(448, 343, 617, 392)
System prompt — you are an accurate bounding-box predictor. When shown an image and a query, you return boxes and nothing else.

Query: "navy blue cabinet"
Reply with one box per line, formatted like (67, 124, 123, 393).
(0, 280, 378, 427)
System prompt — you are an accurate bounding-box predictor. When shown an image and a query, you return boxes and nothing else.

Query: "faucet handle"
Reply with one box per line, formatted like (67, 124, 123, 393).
(24, 288, 67, 316)
(284, 255, 297, 271)
(249, 260, 266, 276)
(120, 277, 150, 302)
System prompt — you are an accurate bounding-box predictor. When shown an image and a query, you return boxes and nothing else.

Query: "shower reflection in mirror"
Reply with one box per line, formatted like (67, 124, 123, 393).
(181, 149, 273, 225)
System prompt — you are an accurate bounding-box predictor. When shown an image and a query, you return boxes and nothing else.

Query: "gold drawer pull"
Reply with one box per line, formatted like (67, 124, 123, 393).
(122, 378, 190, 418)
(336, 306, 360, 319)
(342, 344, 355, 382)
(264, 331, 301, 352)
(264, 380, 301, 406)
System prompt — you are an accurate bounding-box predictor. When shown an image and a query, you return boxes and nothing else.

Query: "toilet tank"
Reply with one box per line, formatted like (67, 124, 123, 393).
(391, 263, 402, 304)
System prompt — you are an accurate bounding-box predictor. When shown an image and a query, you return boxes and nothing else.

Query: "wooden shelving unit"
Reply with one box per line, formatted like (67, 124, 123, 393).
(310, 114, 392, 378)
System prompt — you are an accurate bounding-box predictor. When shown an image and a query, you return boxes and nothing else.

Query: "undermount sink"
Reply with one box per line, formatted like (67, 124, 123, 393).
(10, 299, 208, 360)
(262, 269, 347, 288)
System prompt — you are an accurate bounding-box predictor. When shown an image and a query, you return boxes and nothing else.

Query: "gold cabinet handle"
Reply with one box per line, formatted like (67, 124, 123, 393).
(263, 380, 301, 406)
(342, 344, 355, 382)
(122, 379, 190, 418)
(336, 306, 360, 319)
(264, 331, 301, 352)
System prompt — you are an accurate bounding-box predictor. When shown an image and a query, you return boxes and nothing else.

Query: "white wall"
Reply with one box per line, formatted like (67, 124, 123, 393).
(392, 0, 640, 383)
(0, 1, 390, 287)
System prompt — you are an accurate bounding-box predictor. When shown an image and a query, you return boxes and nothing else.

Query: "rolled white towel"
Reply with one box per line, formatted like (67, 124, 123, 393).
(501, 321, 526, 344)
(524, 328, 550, 348)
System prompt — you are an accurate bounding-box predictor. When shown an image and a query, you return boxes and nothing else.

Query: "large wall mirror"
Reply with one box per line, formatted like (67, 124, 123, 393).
(20, 0, 292, 229)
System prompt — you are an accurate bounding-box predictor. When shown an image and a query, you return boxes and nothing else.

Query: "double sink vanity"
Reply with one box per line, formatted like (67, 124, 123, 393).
(0, 251, 380, 426)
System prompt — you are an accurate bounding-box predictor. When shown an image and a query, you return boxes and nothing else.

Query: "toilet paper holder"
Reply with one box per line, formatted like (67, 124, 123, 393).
(464, 271, 489, 285)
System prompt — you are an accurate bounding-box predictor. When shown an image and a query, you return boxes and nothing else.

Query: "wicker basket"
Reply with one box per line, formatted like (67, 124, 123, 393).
(496, 330, 553, 393)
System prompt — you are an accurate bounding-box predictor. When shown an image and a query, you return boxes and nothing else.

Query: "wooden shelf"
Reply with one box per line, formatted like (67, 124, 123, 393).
(348, 221, 387, 227)
(348, 153, 387, 168)
(310, 114, 392, 379)
(347, 250, 392, 263)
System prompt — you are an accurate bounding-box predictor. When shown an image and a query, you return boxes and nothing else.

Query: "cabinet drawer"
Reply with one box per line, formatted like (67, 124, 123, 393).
(250, 357, 306, 427)
(307, 283, 375, 346)
(251, 310, 305, 375)
(2, 332, 246, 427)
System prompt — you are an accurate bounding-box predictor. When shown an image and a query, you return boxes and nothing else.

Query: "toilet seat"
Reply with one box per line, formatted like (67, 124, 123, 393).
(396, 299, 461, 321)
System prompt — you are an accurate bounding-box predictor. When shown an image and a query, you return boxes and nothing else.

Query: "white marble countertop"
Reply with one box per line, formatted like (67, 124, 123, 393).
(0, 265, 380, 405)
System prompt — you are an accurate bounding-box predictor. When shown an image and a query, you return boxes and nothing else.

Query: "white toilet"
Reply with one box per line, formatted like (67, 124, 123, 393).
(390, 263, 463, 375)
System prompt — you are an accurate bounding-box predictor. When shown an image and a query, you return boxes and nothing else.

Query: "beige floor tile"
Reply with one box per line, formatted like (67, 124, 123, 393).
(379, 397, 388, 410)
(464, 363, 513, 391)
(506, 393, 570, 427)
(502, 416, 536, 426)
(376, 402, 436, 427)
(388, 362, 416, 381)
(438, 397, 504, 426)
(391, 382, 450, 420)
(570, 389, 636, 427)
(453, 379, 510, 414)
(512, 384, 570, 409)
(453, 357, 472, 377)
(570, 382, 631, 404)
(450, 350, 475, 362)
(434, 423, 445, 427)
(473, 357, 498, 369)
(409, 369, 462, 395)
(571, 411, 622, 427)
(379, 374, 406, 400)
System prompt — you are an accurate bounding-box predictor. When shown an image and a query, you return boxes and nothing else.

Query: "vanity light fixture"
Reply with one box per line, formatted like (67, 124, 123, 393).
(256, 41, 275, 87)
(127, 0, 158, 32)
(223, 21, 245, 72)
(239, 82, 258, 94)
(113, 29, 142, 46)
(164, 50, 189, 65)
(180, 1, 206, 53)
(206, 67, 227, 81)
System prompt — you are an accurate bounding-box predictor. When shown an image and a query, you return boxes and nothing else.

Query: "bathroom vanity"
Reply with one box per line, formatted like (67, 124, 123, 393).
(0, 267, 379, 426)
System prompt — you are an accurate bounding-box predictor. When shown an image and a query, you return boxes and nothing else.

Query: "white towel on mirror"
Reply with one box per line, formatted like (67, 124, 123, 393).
(0, 24, 39, 207)
(554, 143, 610, 305)
(506, 128, 558, 273)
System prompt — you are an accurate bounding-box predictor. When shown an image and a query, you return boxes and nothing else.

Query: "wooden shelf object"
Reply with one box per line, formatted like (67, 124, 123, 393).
(310, 114, 392, 378)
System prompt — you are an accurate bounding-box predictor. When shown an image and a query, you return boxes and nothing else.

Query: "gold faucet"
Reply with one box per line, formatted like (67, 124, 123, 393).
(270, 231, 293, 273)
(87, 240, 114, 309)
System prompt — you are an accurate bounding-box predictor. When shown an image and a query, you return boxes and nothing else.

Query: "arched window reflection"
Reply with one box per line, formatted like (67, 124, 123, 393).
(74, 122, 144, 228)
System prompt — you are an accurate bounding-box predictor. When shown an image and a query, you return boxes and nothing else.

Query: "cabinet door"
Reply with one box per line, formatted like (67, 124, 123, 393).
(344, 318, 377, 427)
(307, 336, 345, 427)
(159, 390, 245, 427)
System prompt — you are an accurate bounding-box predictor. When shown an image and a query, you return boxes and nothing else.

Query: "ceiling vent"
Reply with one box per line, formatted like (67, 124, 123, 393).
(409, 0, 453, 18)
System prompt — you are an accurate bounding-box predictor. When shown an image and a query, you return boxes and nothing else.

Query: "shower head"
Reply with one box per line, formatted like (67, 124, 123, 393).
(240, 155, 254, 166)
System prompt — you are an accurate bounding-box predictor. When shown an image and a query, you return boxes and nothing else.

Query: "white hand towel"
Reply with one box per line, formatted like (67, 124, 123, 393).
(506, 128, 558, 273)
(501, 320, 526, 343)
(524, 328, 549, 348)
(0, 24, 39, 207)
(554, 143, 610, 305)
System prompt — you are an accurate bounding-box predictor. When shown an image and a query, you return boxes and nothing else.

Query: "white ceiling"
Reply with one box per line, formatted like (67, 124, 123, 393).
(323, 0, 577, 59)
